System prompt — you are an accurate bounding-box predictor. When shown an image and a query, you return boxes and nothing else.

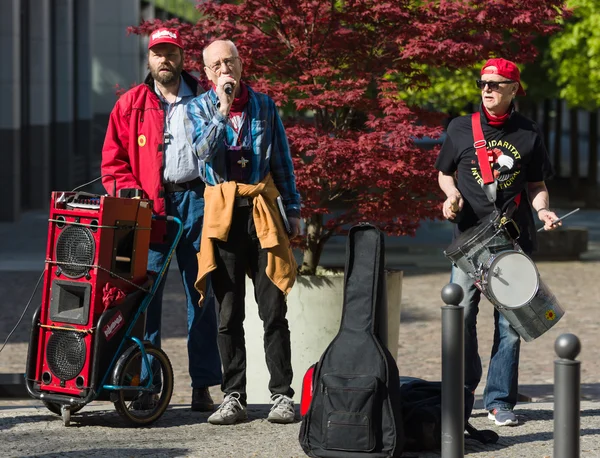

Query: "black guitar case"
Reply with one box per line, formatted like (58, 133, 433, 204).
(299, 223, 404, 457)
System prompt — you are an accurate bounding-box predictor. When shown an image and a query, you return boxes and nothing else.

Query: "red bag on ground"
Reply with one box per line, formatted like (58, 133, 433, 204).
(300, 364, 315, 417)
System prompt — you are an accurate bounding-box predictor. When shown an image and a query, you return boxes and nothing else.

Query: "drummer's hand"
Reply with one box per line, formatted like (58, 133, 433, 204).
(443, 193, 464, 220)
(538, 208, 561, 231)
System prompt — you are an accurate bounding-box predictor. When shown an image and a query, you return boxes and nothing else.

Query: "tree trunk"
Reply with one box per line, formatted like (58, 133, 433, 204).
(588, 110, 598, 206)
(553, 99, 562, 177)
(300, 214, 324, 275)
(569, 108, 580, 199)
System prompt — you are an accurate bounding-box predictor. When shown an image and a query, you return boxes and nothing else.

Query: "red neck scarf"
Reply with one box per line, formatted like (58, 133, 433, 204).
(212, 81, 249, 117)
(230, 81, 249, 114)
(483, 105, 510, 127)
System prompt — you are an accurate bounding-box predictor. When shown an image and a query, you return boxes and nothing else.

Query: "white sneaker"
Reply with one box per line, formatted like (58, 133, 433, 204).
(267, 394, 295, 424)
(207, 392, 248, 425)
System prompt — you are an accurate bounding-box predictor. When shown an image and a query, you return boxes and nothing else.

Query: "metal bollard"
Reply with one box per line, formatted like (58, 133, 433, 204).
(554, 333, 581, 458)
(441, 283, 465, 458)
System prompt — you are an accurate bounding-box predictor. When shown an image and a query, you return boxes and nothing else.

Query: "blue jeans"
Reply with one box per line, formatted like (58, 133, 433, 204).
(451, 265, 521, 411)
(145, 186, 222, 388)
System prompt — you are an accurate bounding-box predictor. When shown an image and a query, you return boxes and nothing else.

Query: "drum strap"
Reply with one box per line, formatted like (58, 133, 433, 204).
(501, 192, 522, 240)
(471, 112, 494, 185)
(472, 111, 522, 236)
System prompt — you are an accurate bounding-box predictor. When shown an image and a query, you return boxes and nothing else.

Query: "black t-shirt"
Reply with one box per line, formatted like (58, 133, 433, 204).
(435, 105, 554, 253)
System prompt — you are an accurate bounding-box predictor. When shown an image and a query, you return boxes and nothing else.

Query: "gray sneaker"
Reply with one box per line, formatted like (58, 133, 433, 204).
(488, 408, 518, 426)
(208, 392, 248, 425)
(267, 394, 295, 424)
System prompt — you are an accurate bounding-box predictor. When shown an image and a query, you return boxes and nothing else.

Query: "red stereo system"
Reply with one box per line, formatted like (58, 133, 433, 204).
(31, 192, 152, 397)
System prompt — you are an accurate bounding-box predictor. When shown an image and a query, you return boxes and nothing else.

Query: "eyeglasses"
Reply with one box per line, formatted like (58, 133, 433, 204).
(207, 57, 239, 73)
(476, 79, 516, 90)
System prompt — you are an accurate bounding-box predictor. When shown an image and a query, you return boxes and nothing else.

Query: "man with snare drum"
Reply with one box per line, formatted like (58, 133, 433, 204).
(435, 58, 560, 427)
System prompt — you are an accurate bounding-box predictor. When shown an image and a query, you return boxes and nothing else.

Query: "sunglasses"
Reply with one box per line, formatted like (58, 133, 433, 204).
(476, 79, 516, 90)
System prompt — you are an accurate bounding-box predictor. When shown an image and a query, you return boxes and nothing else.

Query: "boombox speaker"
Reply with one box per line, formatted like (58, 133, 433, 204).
(30, 192, 153, 398)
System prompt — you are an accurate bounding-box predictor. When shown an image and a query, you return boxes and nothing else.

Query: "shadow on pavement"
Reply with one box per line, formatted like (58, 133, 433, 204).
(0, 413, 59, 431)
(19, 449, 189, 458)
(1, 404, 298, 430)
(518, 383, 600, 402)
(396, 308, 437, 324)
(509, 427, 600, 443)
(399, 266, 451, 278)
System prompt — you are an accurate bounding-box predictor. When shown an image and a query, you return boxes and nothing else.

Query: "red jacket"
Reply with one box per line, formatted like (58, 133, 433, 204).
(101, 71, 204, 215)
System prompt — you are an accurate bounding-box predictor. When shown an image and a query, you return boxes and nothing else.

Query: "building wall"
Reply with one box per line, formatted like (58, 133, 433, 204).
(0, 0, 22, 221)
(91, 0, 142, 183)
(27, 0, 52, 210)
(0, 0, 145, 221)
(1, 0, 199, 221)
(92, 0, 141, 116)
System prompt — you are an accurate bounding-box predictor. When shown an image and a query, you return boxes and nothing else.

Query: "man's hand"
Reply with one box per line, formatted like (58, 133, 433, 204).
(288, 217, 301, 239)
(216, 75, 237, 116)
(538, 208, 561, 231)
(442, 193, 464, 220)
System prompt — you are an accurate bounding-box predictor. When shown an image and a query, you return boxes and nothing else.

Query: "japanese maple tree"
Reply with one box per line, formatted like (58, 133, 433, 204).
(133, 0, 566, 274)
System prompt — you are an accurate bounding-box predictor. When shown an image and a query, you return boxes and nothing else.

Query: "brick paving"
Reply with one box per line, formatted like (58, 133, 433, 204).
(1, 210, 599, 457)
(398, 260, 600, 401)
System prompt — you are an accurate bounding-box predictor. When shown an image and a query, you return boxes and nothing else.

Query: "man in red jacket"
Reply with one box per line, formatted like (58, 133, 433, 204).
(101, 28, 221, 412)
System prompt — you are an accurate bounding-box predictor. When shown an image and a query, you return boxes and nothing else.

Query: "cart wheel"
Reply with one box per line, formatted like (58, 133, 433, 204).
(61, 405, 71, 427)
(43, 401, 83, 416)
(112, 343, 173, 426)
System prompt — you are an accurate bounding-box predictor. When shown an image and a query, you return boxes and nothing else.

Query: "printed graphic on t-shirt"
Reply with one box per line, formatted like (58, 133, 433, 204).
(471, 139, 521, 190)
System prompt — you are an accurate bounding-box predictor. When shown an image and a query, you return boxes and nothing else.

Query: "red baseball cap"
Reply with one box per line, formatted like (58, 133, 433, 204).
(148, 28, 183, 50)
(481, 58, 526, 96)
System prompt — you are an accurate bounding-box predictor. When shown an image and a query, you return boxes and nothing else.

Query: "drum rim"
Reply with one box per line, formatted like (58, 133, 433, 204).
(445, 210, 509, 256)
(445, 221, 496, 256)
(485, 251, 539, 309)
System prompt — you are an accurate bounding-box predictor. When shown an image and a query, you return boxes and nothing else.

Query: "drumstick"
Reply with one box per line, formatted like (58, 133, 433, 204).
(450, 196, 460, 212)
(537, 207, 580, 232)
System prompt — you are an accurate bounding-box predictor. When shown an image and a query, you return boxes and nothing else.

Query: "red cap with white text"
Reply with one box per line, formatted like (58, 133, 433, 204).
(148, 28, 183, 50)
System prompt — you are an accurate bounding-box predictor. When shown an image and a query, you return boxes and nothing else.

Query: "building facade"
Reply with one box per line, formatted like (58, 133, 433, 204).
(0, 0, 198, 221)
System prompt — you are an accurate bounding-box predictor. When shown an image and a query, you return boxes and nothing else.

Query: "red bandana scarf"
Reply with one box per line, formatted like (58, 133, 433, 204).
(483, 105, 510, 127)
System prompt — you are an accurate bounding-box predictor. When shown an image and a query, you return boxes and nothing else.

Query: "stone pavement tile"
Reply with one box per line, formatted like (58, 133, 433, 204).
(398, 261, 600, 399)
(3, 260, 599, 406)
(408, 401, 600, 458)
(0, 402, 598, 457)
(0, 403, 305, 458)
(2, 214, 600, 456)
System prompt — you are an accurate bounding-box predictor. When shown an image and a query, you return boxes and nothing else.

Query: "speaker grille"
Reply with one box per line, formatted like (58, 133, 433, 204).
(55, 226, 95, 278)
(46, 330, 86, 381)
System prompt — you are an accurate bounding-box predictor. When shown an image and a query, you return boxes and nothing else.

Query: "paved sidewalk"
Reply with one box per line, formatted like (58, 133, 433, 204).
(1, 208, 600, 457)
(0, 400, 599, 457)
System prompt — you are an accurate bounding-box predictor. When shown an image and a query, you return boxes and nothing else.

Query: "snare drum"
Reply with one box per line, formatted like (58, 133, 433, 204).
(444, 211, 514, 279)
(482, 250, 564, 342)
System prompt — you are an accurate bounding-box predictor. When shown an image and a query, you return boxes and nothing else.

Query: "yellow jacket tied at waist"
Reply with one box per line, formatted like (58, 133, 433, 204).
(194, 174, 297, 304)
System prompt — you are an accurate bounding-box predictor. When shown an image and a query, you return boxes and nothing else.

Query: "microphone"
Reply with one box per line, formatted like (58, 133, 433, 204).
(224, 82, 234, 95)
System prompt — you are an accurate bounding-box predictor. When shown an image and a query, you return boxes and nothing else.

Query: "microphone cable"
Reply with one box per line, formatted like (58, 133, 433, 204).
(0, 270, 44, 355)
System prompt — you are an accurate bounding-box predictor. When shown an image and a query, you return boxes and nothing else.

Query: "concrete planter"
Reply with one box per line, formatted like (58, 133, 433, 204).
(533, 227, 588, 261)
(244, 271, 403, 404)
